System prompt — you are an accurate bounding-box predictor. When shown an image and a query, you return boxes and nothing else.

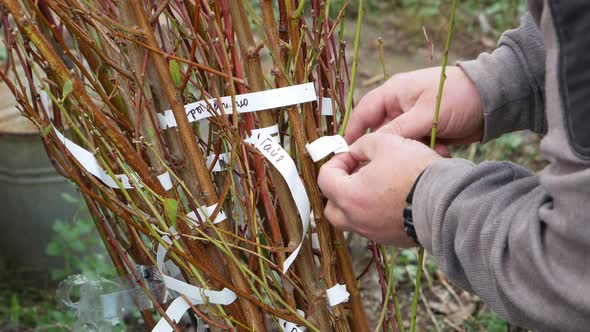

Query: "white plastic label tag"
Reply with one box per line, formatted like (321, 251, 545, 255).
(159, 83, 317, 129)
(251, 133, 311, 273)
(186, 203, 227, 226)
(320, 97, 335, 116)
(326, 283, 350, 306)
(153, 233, 237, 332)
(205, 152, 231, 172)
(246, 124, 280, 144)
(54, 129, 173, 191)
(305, 135, 349, 162)
(278, 309, 306, 332)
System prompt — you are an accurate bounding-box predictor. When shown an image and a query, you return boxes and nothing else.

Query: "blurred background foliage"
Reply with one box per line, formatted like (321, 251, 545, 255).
(332, 0, 525, 34)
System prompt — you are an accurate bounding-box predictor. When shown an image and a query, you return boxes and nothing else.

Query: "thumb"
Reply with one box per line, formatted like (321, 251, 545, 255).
(349, 133, 387, 162)
(377, 105, 432, 139)
(318, 153, 357, 201)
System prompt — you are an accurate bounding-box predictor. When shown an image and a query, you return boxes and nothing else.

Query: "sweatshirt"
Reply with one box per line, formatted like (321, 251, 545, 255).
(413, 1, 590, 330)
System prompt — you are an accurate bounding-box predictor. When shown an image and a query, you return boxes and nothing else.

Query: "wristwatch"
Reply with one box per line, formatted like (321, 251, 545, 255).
(403, 171, 424, 246)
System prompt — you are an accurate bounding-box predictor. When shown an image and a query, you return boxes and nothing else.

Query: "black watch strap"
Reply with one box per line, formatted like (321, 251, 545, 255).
(403, 171, 425, 246)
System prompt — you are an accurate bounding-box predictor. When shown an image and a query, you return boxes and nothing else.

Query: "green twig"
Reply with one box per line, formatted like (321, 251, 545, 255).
(339, 0, 363, 135)
(374, 247, 394, 332)
(410, 1, 458, 331)
(375, 246, 405, 332)
(378, 37, 389, 80)
(430, 1, 458, 147)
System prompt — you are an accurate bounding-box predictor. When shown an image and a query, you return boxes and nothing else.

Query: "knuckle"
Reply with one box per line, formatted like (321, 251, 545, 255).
(331, 217, 351, 232)
(339, 192, 359, 214)
(387, 72, 409, 86)
(324, 208, 342, 227)
(382, 121, 404, 136)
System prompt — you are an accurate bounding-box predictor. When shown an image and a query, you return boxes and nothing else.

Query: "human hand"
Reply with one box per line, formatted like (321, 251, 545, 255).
(345, 66, 484, 147)
(318, 133, 441, 246)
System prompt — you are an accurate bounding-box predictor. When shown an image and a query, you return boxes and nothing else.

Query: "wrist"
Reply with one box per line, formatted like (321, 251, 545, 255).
(403, 170, 425, 246)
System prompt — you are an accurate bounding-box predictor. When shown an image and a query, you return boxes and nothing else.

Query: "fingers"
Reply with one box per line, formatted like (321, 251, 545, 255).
(317, 152, 357, 202)
(377, 97, 433, 139)
(348, 133, 388, 162)
(417, 138, 451, 157)
(323, 201, 350, 231)
(433, 144, 450, 157)
(344, 84, 398, 144)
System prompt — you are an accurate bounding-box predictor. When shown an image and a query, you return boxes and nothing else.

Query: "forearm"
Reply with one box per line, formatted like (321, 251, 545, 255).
(413, 159, 590, 331)
(458, 13, 547, 142)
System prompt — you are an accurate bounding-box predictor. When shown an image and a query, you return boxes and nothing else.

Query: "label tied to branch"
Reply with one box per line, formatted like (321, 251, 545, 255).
(153, 232, 237, 332)
(326, 283, 350, 306)
(320, 97, 336, 116)
(305, 135, 349, 162)
(251, 132, 311, 273)
(186, 203, 227, 226)
(247, 124, 280, 143)
(278, 309, 306, 332)
(54, 129, 173, 191)
(51, 85, 335, 194)
(158, 83, 317, 129)
(206, 152, 231, 172)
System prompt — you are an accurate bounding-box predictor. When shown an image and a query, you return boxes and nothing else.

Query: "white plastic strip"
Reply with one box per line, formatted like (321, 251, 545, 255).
(205, 152, 231, 172)
(305, 135, 349, 162)
(206, 124, 281, 172)
(156, 235, 174, 274)
(251, 133, 310, 273)
(153, 233, 237, 332)
(54, 129, 173, 191)
(152, 296, 195, 332)
(278, 309, 306, 332)
(247, 124, 280, 143)
(158, 83, 317, 129)
(161, 275, 236, 305)
(326, 283, 350, 307)
(164, 260, 182, 279)
(186, 203, 227, 226)
(311, 232, 320, 250)
(320, 97, 335, 116)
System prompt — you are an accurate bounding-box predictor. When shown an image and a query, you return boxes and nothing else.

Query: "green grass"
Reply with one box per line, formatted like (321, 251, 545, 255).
(0, 195, 117, 331)
(453, 132, 547, 172)
(463, 311, 510, 332)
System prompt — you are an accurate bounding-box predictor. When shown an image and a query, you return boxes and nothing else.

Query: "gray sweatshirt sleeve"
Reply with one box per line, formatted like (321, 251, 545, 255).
(411, 2, 590, 330)
(413, 156, 590, 331)
(458, 13, 547, 142)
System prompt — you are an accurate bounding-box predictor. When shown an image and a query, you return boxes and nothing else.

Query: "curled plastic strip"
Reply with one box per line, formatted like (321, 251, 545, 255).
(158, 83, 317, 129)
(305, 135, 349, 162)
(251, 132, 311, 273)
(153, 233, 237, 332)
(205, 124, 281, 173)
(53, 129, 173, 191)
(326, 283, 350, 307)
(248, 124, 280, 143)
(278, 309, 306, 332)
(186, 203, 227, 226)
